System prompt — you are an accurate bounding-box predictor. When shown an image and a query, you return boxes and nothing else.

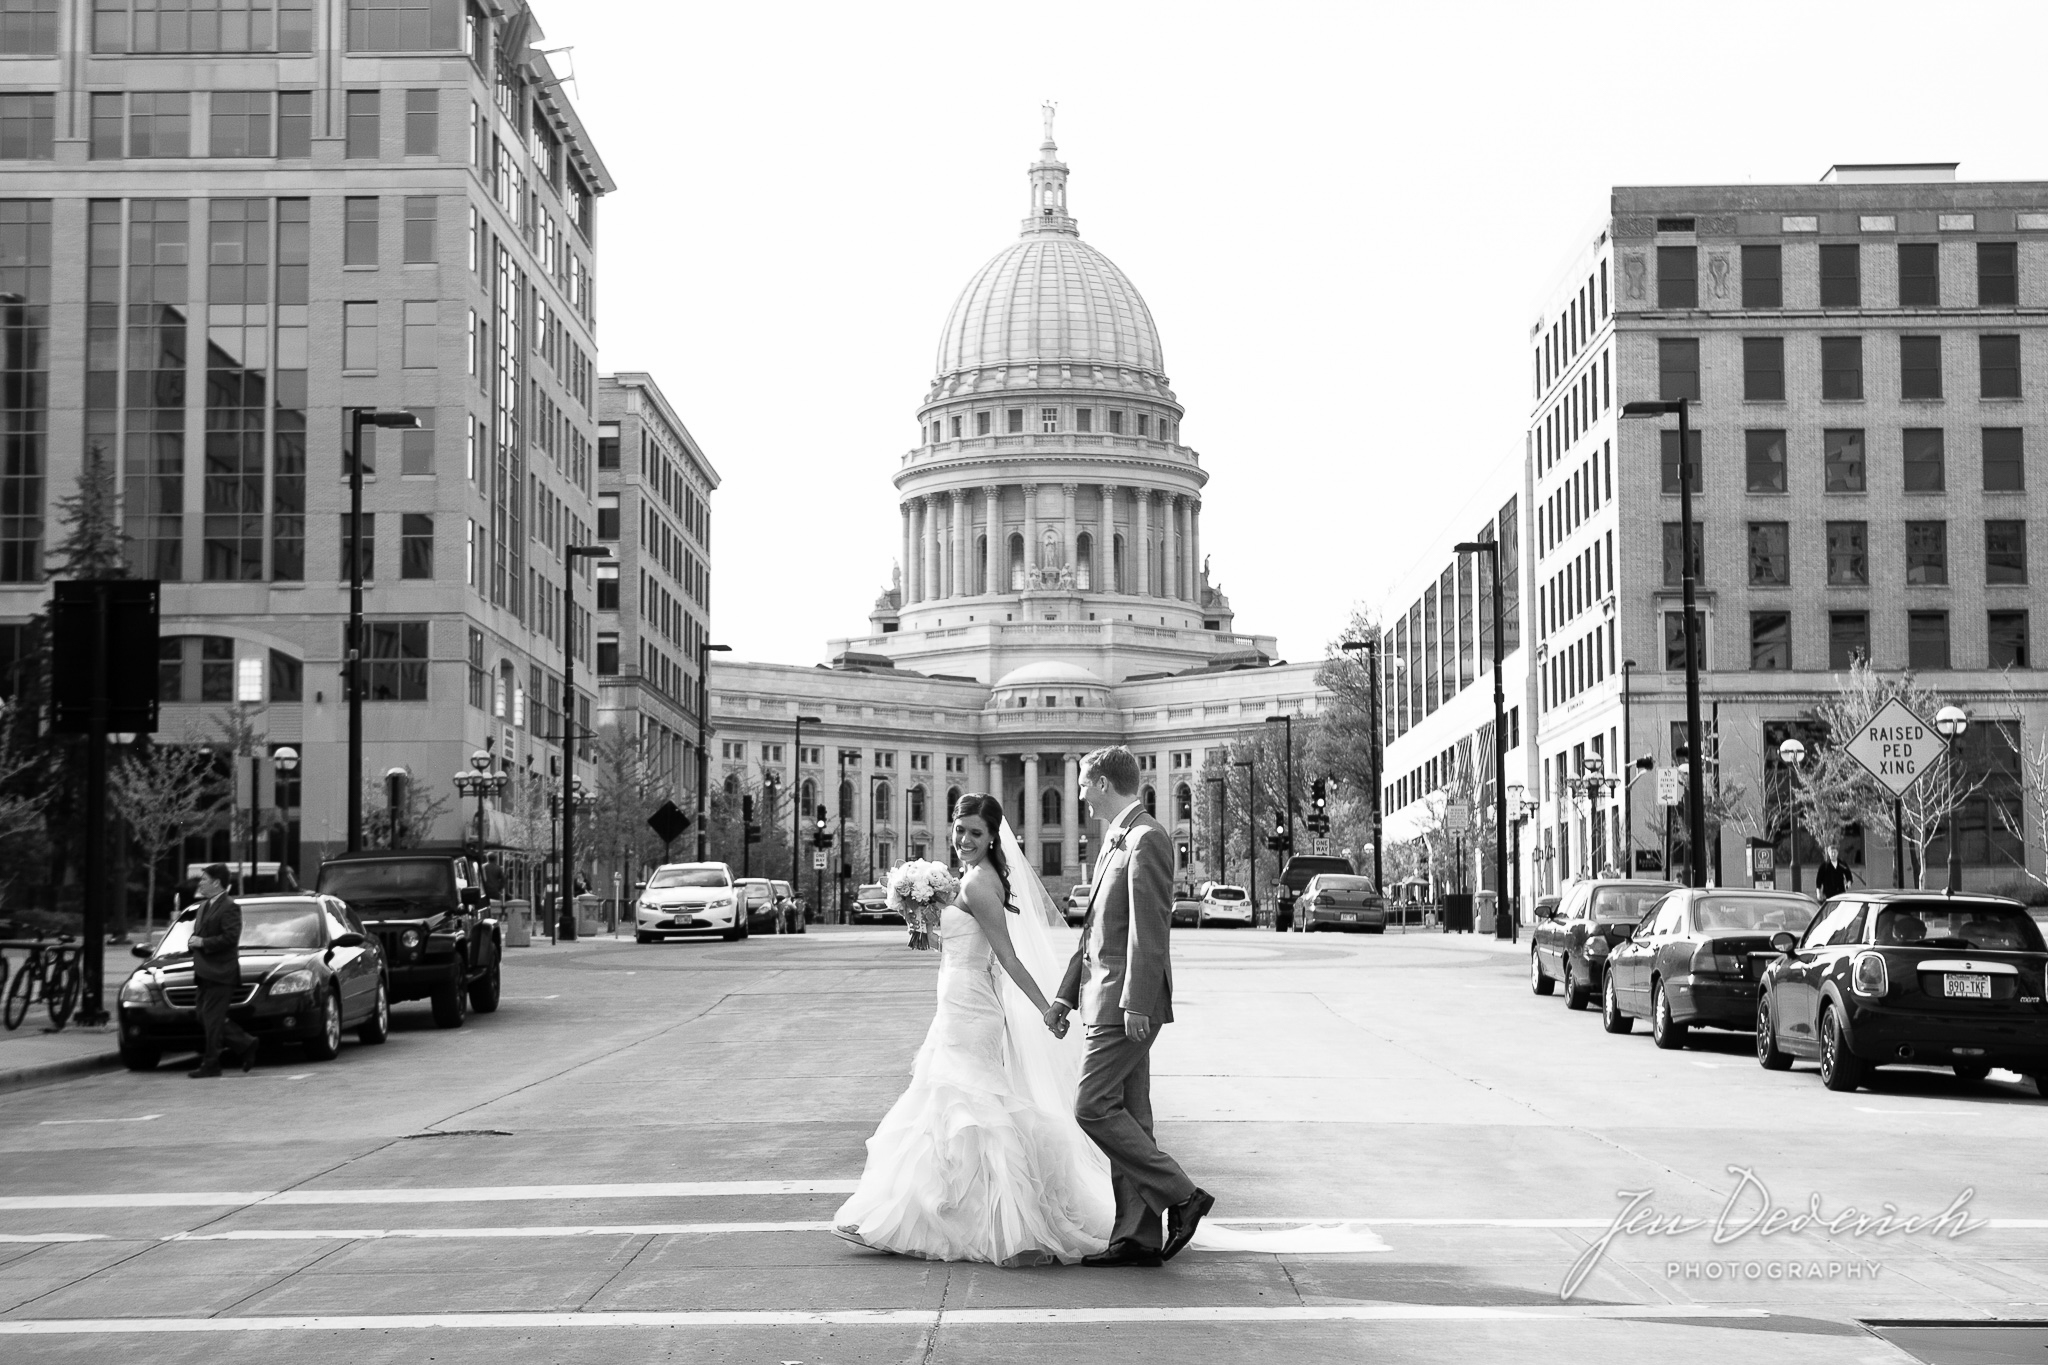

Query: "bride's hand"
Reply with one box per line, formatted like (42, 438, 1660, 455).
(1042, 1001, 1070, 1037)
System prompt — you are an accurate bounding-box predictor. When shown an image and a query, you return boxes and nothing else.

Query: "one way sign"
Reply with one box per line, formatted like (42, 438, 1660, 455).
(1842, 698, 1942, 797)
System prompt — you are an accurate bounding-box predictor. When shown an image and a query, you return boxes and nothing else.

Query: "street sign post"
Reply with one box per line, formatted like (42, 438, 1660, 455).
(1313, 837, 1332, 857)
(1443, 800, 1471, 835)
(1656, 768, 1682, 806)
(647, 800, 690, 863)
(1842, 698, 1942, 797)
(812, 851, 827, 870)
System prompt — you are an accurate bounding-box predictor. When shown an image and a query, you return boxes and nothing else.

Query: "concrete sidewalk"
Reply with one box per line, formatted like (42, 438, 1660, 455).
(0, 1021, 119, 1093)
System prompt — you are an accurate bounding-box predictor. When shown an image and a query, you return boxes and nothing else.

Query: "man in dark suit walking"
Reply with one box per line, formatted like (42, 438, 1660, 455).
(1814, 844, 1855, 900)
(1047, 746, 1212, 1266)
(187, 863, 255, 1078)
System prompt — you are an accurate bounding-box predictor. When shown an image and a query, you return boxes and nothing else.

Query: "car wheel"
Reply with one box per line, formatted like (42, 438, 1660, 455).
(357, 977, 390, 1045)
(430, 962, 470, 1029)
(2033, 1074, 2048, 1099)
(721, 924, 743, 942)
(469, 958, 501, 1014)
(1818, 1005, 1863, 1092)
(119, 1035, 160, 1071)
(1529, 950, 1554, 996)
(1756, 996, 1793, 1071)
(1562, 959, 1591, 1010)
(1601, 971, 1634, 1034)
(635, 932, 653, 944)
(1651, 981, 1688, 1050)
(1953, 1062, 1992, 1084)
(303, 988, 343, 1061)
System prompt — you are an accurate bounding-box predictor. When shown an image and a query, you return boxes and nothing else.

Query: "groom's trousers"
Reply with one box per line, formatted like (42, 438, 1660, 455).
(1077, 1024, 1198, 1250)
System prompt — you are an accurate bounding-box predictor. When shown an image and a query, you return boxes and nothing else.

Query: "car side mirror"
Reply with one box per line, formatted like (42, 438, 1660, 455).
(331, 932, 367, 949)
(461, 887, 484, 908)
(1770, 931, 1797, 954)
(131, 941, 153, 958)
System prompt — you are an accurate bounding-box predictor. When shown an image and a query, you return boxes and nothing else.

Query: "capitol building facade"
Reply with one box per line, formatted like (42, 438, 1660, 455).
(711, 119, 1327, 896)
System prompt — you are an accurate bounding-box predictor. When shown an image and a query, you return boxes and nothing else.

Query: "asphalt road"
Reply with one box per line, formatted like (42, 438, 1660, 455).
(0, 923, 2042, 1364)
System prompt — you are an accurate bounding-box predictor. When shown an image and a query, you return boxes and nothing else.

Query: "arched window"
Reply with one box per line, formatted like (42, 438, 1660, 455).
(875, 781, 892, 823)
(909, 784, 926, 824)
(1075, 531, 1093, 590)
(1143, 785, 1156, 818)
(1112, 534, 1126, 594)
(799, 778, 816, 818)
(946, 787, 960, 821)
(495, 660, 513, 718)
(1176, 783, 1192, 823)
(838, 779, 854, 819)
(722, 773, 739, 796)
(1041, 786, 1061, 829)
(975, 535, 987, 594)
(1009, 533, 1026, 590)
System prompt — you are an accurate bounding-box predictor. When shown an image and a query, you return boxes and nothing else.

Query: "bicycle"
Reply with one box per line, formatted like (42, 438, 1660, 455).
(2, 936, 80, 1031)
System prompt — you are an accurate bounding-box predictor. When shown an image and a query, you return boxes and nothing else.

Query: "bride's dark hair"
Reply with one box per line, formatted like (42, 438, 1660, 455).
(951, 792, 1017, 913)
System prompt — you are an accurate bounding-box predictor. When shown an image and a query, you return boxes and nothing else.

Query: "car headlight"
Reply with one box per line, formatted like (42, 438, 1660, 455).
(1851, 951, 1888, 997)
(709, 897, 733, 909)
(400, 929, 421, 948)
(118, 974, 152, 1006)
(270, 968, 315, 995)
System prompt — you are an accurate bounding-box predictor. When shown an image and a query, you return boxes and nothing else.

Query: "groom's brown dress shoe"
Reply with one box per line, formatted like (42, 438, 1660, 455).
(1160, 1188, 1215, 1261)
(1081, 1239, 1163, 1268)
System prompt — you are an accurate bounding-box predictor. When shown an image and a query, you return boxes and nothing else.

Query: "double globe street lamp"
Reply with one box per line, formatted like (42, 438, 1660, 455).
(1934, 704, 1971, 893)
(452, 748, 507, 861)
(1566, 757, 1619, 875)
(1777, 738, 1807, 894)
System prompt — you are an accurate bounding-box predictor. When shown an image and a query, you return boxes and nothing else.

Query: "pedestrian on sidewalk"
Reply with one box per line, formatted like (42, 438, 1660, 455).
(187, 864, 255, 1079)
(1814, 845, 1854, 900)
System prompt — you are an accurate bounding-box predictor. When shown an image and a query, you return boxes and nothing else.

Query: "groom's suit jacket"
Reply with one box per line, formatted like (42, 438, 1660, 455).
(1057, 805, 1174, 1027)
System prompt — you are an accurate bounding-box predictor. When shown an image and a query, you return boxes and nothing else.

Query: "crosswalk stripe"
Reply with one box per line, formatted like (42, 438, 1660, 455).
(0, 1305, 1776, 1334)
(0, 1181, 860, 1212)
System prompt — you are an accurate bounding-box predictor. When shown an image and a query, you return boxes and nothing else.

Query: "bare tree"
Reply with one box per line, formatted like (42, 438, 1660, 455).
(110, 725, 222, 931)
(1993, 675, 2048, 893)
(360, 766, 455, 849)
(0, 699, 49, 914)
(586, 727, 667, 900)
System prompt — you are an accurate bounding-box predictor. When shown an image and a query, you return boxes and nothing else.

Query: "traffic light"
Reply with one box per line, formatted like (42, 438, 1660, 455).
(741, 794, 760, 845)
(1175, 839, 1190, 864)
(813, 804, 833, 849)
(1311, 777, 1328, 812)
(1265, 820, 1290, 852)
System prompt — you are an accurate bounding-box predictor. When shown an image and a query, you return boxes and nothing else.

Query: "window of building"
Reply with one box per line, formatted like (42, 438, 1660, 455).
(1900, 336, 1943, 399)
(722, 741, 744, 761)
(594, 562, 618, 610)
(130, 91, 190, 157)
(1039, 406, 1058, 433)
(400, 513, 432, 579)
(401, 300, 436, 367)
(1664, 611, 1697, 670)
(360, 620, 427, 699)
(1989, 611, 2030, 668)
(347, 0, 458, 50)
(209, 91, 271, 156)
(1745, 429, 1787, 491)
(1746, 611, 1791, 671)
(1657, 246, 1697, 309)
(402, 195, 437, 263)
(1661, 522, 1703, 586)
(1909, 610, 1950, 670)
(596, 631, 618, 674)
(1108, 410, 1123, 434)
(1896, 242, 1939, 306)
(1824, 429, 1866, 492)
(1829, 611, 1869, 668)
(0, 93, 52, 161)
(343, 197, 378, 265)
(1819, 243, 1860, 307)
(342, 301, 377, 370)
(1826, 521, 1869, 585)
(395, 407, 434, 474)
(1820, 335, 1863, 400)
(596, 492, 618, 540)
(1, 0, 58, 53)
(88, 92, 121, 158)
(344, 88, 379, 158)
(1986, 519, 2028, 584)
(1658, 429, 1702, 493)
(967, 410, 987, 437)
(1137, 414, 1150, 436)
(875, 751, 895, 769)
(404, 88, 438, 154)
(197, 636, 234, 701)
(1984, 428, 2024, 491)
(1743, 337, 1784, 400)
(1906, 520, 1948, 585)
(1980, 334, 2020, 398)
(1005, 408, 1023, 434)
(1074, 408, 1092, 433)
(1747, 522, 1790, 585)
(278, 89, 310, 156)
(1904, 428, 1945, 491)
(1741, 244, 1781, 308)
(340, 512, 374, 579)
(597, 422, 619, 470)
(1657, 338, 1699, 401)
(1978, 241, 2018, 307)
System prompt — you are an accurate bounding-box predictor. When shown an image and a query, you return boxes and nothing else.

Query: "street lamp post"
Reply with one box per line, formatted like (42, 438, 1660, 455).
(1622, 397, 1706, 886)
(1340, 639, 1401, 899)
(1620, 660, 1637, 877)
(792, 716, 822, 909)
(271, 747, 299, 875)
(1934, 705, 1970, 893)
(559, 543, 610, 941)
(694, 641, 732, 861)
(1232, 758, 1256, 917)
(383, 766, 408, 849)
(1207, 774, 1226, 883)
(1264, 714, 1296, 931)
(548, 778, 597, 940)
(1455, 540, 1509, 936)
(345, 409, 421, 853)
(452, 748, 505, 862)
(1778, 737, 1807, 895)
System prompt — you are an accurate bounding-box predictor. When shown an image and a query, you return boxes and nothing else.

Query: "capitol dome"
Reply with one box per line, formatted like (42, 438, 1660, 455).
(936, 237, 1164, 380)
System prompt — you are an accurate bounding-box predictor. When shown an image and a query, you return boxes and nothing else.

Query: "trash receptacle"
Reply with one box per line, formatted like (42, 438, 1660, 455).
(503, 898, 532, 948)
(576, 893, 603, 937)
(1474, 891, 1497, 935)
(1442, 893, 1474, 933)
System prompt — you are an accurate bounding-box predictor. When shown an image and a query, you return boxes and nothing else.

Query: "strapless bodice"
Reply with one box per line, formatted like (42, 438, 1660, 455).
(938, 902, 993, 966)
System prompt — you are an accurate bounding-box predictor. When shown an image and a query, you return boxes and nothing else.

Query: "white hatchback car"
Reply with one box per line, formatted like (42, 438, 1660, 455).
(1065, 883, 1093, 925)
(635, 863, 744, 942)
(1198, 884, 1254, 928)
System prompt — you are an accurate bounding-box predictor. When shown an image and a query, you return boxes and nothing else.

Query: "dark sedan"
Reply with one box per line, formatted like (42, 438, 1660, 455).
(1603, 889, 1818, 1047)
(1297, 875, 1386, 933)
(116, 895, 390, 1070)
(1530, 879, 1677, 1009)
(1171, 899, 1201, 928)
(1756, 892, 2048, 1094)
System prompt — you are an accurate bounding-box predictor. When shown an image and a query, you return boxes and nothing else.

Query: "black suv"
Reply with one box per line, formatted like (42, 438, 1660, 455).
(315, 847, 501, 1027)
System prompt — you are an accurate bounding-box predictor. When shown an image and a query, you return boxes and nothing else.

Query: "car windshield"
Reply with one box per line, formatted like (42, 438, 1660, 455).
(1207, 887, 1245, 901)
(157, 903, 325, 955)
(317, 860, 453, 903)
(646, 868, 729, 889)
(1590, 886, 1671, 923)
(1874, 904, 2045, 952)
(1693, 897, 1817, 934)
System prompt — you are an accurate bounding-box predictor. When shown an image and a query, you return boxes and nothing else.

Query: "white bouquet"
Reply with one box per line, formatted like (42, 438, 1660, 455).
(887, 859, 961, 951)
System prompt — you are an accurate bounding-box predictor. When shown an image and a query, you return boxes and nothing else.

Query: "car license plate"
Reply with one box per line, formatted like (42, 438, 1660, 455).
(1341, 913, 1357, 921)
(1945, 974, 1992, 999)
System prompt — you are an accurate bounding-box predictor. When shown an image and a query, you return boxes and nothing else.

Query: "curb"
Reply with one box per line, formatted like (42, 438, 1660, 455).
(0, 1047, 121, 1094)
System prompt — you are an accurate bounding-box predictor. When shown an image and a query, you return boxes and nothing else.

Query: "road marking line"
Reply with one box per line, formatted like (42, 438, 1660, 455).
(0, 1234, 107, 1243)
(0, 1305, 1777, 1334)
(167, 1222, 840, 1241)
(1854, 1107, 1970, 1116)
(38, 1115, 162, 1125)
(0, 1181, 860, 1211)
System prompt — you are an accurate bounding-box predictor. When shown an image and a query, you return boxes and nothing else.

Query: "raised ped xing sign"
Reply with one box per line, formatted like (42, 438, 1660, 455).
(1843, 698, 1942, 797)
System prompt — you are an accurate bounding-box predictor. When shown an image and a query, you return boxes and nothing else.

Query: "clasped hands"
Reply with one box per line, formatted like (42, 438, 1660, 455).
(1041, 1001, 1151, 1043)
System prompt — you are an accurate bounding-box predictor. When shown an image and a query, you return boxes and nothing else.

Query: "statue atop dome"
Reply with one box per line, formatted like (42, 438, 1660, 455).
(1042, 101, 1056, 146)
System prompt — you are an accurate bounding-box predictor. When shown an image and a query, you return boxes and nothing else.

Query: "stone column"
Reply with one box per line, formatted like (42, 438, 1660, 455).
(1167, 495, 1182, 600)
(983, 484, 1000, 595)
(1100, 483, 1118, 592)
(1190, 500, 1202, 605)
(1022, 752, 1041, 874)
(921, 495, 940, 607)
(1022, 483, 1039, 584)
(900, 503, 912, 604)
(987, 755, 1003, 806)
(1061, 483, 1077, 581)
(1062, 752, 1081, 876)
(1135, 488, 1152, 597)
(950, 488, 968, 599)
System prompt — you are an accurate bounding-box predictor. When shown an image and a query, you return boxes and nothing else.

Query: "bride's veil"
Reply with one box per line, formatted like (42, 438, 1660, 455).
(993, 817, 1096, 1142)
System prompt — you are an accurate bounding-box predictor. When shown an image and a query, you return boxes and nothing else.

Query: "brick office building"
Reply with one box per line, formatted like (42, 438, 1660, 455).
(0, 0, 613, 878)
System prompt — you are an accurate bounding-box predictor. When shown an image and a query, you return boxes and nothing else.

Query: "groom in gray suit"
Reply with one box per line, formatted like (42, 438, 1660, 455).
(1045, 746, 1213, 1266)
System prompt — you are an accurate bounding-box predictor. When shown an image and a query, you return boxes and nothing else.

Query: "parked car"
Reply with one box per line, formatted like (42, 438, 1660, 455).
(851, 883, 900, 925)
(1530, 878, 1678, 1009)
(1065, 883, 1093, 925)
(1602, 888, 1819, 1047)
(314, 848, 501, 1026)
(733, 878, 780, 935)
(118, 894, 389, 1070)
(1274, 856, 1355, 932)
(634, 863, 744, 942)
(1197, 883, 1253, 928)
(769, 880, 806, 933)
(1171, 899, 1201, 928)
(1756, 891, 2048, 1094)
(1296, 874, 1385, 933)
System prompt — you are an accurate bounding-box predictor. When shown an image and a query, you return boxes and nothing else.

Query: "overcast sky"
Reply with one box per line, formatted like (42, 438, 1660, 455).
(538, 0, 2048, 667)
